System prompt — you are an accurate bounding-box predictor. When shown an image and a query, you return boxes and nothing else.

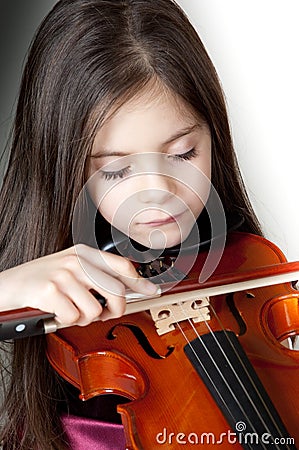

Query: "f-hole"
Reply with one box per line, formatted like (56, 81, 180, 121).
(107, 323, 175, 359)
(225, 293, 247, 336)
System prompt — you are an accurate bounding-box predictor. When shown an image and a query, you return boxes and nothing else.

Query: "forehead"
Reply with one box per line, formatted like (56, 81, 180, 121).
(93, 82, 199, 152)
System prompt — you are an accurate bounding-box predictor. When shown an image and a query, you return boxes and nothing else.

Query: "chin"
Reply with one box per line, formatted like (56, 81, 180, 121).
(132, 231, 185, 250)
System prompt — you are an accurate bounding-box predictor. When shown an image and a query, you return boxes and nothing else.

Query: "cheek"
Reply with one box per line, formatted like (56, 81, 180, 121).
(198, 142, 212, 180)
(181, 188, 209, 219)
(194, 148, 212, 208)
(98, 196, 115, 224)
(97, 184, 138, 233)
(98, 189, 124, 224)
(196, 131, 212, 180)
(177, 157, 211, 214)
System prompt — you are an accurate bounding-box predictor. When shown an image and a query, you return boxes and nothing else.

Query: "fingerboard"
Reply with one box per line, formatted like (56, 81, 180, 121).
(184, 331, 296, 450)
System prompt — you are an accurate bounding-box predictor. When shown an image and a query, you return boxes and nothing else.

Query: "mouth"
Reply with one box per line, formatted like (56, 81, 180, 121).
(137, 211, 186, 227)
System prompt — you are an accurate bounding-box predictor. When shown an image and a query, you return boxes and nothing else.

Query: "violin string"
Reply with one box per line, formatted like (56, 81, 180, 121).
(167, 306, 258, 450)
(155, 261, 268, 446)
(145, 259, 292, 448)
(178, 314, 288, 450)
(183, 308, 285, 449)
(181, 300, 294, 449)
(171, 302, 285, 450)
(169, 313, 254, 448)
(206, 300, 288, 440)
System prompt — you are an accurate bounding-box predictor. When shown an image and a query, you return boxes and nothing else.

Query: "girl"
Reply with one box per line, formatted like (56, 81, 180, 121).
(0, 0, 261, 448)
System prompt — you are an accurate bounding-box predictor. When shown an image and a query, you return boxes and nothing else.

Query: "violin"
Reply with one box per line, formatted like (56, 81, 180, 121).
(1, 231, 299, 449)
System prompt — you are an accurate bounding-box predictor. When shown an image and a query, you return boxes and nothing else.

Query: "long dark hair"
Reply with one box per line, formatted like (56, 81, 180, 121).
(0, 0, 261, 448)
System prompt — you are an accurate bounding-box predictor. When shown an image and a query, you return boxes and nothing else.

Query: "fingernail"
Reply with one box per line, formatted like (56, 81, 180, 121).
(141, 280, 161, 295)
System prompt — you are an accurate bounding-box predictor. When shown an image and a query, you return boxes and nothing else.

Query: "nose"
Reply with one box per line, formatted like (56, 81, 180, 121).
(137, 173, 175, 204)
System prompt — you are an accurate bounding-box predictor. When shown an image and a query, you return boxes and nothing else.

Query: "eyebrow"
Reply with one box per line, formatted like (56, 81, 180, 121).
(91, 124, 201, 158)
(163, 124, 201, 145)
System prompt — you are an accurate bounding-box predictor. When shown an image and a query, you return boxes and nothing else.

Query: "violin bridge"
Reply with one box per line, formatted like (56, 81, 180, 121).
(149, 297, 210, 336)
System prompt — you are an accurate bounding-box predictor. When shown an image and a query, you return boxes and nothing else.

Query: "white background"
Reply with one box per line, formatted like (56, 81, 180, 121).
(0, 1, 298, 260)
(178, 0, 299, 261)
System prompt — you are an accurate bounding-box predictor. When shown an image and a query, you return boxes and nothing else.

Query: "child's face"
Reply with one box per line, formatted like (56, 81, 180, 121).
(87, 84, 211, 249)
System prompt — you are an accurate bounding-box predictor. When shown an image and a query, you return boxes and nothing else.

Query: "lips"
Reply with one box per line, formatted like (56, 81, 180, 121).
(137, 211, 186, 226)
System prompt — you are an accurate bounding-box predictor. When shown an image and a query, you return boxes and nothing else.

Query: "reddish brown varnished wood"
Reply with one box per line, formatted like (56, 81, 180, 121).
(46, 232, 299, 449)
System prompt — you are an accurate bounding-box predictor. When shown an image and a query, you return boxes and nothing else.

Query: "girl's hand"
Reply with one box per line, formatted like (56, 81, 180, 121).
(0, 244, 158, 326)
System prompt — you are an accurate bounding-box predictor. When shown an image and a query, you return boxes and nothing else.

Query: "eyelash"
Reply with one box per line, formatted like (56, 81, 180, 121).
(100, 166, 131, 181)
(170, 148, 198, 162)
(100, 148, 198, 181)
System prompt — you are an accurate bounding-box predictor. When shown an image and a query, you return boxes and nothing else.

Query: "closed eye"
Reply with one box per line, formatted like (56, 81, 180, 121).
(100, 166, 131, 181)
(169, 148, 198, 161)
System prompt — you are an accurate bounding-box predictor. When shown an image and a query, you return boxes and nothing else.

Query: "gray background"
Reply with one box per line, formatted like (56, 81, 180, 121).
(0, 1, 56, 177)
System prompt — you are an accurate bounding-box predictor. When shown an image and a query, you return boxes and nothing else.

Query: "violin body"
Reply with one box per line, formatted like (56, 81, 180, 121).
(46, 232, 299, 449)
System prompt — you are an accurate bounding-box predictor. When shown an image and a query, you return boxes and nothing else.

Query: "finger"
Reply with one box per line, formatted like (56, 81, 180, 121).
(56, 277, 104, 326)
(99, 293, 126, 321)
(73, 247, 159, 296)
(41, 290, 81, 326)
(118, 270, 159, 295)
(72, 258, 130, 300)
(54, 262, 128, 321)
(84, 274, 127, 320)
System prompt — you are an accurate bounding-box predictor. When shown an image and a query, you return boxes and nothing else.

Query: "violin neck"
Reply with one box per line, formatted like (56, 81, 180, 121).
(184, 330, 295, 449)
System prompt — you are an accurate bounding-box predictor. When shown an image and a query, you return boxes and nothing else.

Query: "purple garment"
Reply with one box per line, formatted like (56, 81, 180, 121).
(61, 413, 126, 450)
